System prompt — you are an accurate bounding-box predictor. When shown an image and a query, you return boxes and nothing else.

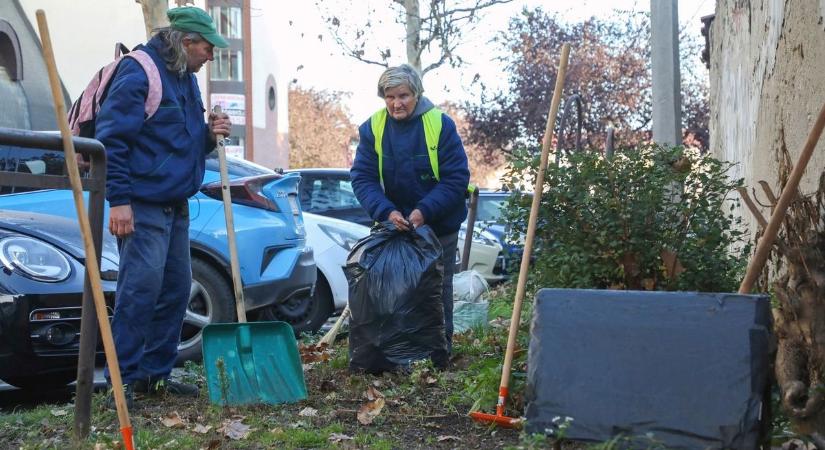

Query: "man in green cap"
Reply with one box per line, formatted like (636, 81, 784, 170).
(96, 6, 231, 407)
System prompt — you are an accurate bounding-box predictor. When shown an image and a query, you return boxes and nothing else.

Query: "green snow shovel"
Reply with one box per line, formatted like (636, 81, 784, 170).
(201, 106, 307, 406)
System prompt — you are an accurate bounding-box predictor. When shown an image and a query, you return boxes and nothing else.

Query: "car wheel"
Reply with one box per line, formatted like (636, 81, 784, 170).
(177, 258, 235, 364)
(260, 271, 333, 335)
(3, 370, 77, 390)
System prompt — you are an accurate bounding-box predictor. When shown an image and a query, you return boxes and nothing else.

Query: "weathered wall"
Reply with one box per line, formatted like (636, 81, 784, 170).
(710, 0, 825, 236)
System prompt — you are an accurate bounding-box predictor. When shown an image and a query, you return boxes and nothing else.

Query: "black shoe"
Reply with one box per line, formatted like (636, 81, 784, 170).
(105, 384, 135, 410)
(133, 379, 199, 397)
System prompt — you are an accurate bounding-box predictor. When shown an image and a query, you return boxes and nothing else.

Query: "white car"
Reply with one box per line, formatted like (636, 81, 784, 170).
(457, 225, 506, 284)
(302, 212, 370, 313)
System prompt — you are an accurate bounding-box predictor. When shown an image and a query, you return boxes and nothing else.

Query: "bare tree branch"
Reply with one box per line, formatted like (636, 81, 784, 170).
(315, 0, 513, 77)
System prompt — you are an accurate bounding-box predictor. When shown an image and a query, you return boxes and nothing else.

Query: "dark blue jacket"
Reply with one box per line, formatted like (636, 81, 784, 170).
(96, 36, 212, 207)
(350, 97, 470, 236)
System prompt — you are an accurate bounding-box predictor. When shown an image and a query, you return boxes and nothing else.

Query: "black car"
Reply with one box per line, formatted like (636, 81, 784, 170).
(0, 209, 117, 389)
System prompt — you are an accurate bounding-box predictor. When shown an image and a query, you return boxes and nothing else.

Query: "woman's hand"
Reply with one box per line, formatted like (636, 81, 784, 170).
(389, 210, 411, 231)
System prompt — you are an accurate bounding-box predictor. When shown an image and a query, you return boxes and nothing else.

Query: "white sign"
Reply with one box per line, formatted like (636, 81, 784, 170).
(225, 145, 245, 159)
(211, 93, 246, 126)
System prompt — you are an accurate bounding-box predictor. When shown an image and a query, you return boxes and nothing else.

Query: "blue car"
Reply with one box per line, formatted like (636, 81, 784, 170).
(0, 138, 318, 363)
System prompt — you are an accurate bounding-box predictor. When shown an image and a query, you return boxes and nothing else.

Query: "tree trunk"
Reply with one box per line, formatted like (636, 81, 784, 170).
(403, 0, 422, 72)
(135, 0, 169, 40)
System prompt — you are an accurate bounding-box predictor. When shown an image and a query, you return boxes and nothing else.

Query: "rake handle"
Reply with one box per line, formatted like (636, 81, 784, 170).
(498, 44, 571, 399)
(35, 10, 134, 450)
(213, 105, 247, 323)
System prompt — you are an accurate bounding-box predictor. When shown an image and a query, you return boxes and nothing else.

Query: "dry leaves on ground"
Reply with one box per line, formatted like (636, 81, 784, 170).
(298, 407, 318, 417)
(161, 411, 185, 429)
(219, 418, 252, 440)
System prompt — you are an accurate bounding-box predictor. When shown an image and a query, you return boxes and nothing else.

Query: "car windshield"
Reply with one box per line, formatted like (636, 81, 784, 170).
(476, 194, 509, 223)
(204, 151, 273, 177)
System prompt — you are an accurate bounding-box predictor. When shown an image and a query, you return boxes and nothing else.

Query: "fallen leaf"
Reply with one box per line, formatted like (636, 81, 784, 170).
(437, 435, 461, 442)
(425, 376, 437, 385)
(329, 432, 354, 443)
(205, 439, 221, 450)
(298, 407, 318, 417)
(50, 409, 68, 417)
(269, 427, 284, 434)
(220, 419, 252, 440)
(372, 379, 383, 388)
(162, 411, 185, 429)
(193, 424, 212, 434)
(357, 397, 385, 425)
(364, 385, 384, 401)
(289, 420, 309, 429)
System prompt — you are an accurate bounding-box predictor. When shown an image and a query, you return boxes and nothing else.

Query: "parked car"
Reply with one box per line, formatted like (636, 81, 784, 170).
(0, 209, 117, 389)
(0, 140, 317, 362)
(302, 212, 369, 315)
(287, 168, 507, 283)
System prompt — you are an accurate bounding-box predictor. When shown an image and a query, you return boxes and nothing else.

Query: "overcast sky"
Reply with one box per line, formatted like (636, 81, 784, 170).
(281, 0, 716, 122)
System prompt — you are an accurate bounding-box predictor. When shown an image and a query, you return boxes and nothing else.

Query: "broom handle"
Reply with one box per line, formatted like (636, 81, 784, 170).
(738, 101, 825, 294)
(213, 106, 248, 323)
(35, 10, 134, 450)
(319, 306, 350, 346)
(496, 43, 570, 411)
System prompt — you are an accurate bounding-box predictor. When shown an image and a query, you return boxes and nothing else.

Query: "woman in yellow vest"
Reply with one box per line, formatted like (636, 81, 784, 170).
(350, 64, 471, 353)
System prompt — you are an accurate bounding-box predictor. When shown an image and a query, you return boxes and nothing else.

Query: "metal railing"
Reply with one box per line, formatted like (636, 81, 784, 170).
(0, 126, 106, 438)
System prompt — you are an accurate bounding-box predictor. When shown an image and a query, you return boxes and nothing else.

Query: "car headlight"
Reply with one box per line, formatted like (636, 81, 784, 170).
(318, 224, 363, 251)
(458, 227, 498, 247)
(0, 236, 72, 282)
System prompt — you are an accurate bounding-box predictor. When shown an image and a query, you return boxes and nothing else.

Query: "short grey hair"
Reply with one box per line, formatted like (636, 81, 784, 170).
(153, 27, 205, 77)
(377, 64, 424, 98)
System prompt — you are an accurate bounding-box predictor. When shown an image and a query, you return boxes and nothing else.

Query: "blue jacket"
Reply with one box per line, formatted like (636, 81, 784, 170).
(96, 36, 212, 207)
(350, 97, 470, 236)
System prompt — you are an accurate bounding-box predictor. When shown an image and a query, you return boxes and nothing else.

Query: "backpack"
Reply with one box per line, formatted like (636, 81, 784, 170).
(67, 43, 162, 138)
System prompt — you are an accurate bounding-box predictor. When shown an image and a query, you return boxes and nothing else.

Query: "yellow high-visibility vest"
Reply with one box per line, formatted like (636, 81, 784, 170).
(370, 107, 475, 194)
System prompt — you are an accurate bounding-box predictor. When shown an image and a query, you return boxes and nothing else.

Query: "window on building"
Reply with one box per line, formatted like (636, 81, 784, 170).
(210, 6, 242, 39)
(211, 48, 242, 81)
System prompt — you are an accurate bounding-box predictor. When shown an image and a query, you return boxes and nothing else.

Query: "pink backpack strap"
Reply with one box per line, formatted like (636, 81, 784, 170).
(125, 49, 162, 120)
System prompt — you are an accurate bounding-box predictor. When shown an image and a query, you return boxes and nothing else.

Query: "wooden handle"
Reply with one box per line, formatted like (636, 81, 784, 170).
(498, 43, 570, 391)
(35, 10, 134, 449)
(213, 106, 247, 323)
(738, 101, 825, 294)
(319, 306, 350, 346)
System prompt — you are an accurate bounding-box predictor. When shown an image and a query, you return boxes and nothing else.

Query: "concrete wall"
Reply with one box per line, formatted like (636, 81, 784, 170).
(710, 0, 825, 236)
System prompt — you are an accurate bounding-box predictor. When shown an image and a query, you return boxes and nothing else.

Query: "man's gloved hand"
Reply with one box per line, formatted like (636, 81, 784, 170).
(110, 204, 134, 238)
(389, 210, 411, 231)
(408, 209, 425, 229)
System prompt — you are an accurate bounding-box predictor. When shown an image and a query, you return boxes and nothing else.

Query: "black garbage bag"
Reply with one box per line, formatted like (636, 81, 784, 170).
(345, 222, 448, 373)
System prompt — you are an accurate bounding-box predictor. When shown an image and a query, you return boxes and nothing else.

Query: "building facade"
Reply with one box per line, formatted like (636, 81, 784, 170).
(709, 1, 825, 236)
(11, 0, 290, 168)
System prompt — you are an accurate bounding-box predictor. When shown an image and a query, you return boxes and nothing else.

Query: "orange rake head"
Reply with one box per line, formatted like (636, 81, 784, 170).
(469, 386, 523, 429)
(469, 410, 523, 429)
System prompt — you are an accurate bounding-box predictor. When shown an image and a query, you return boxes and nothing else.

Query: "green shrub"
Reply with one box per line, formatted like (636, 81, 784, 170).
(501, 145, 749, 292)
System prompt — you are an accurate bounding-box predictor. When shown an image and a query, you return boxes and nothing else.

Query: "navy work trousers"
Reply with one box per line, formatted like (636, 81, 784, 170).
(438, 232, 458, 352)
(105, 200, 191, 385)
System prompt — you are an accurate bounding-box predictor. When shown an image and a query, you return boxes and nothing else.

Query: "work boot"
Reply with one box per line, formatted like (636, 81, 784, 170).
(105, 384, 135, 410)
(133, 379, 199, 398)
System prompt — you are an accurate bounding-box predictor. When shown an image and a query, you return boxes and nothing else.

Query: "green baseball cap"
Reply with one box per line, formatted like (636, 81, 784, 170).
(167, 6, 229, 48)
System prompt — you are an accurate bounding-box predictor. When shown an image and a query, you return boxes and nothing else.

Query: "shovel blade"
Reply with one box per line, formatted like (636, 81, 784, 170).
(202, 321, 307, 405)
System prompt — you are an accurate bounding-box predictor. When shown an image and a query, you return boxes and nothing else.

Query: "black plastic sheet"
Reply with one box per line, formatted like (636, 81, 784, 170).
(525, 289, 771, 450)
(346, 222, 448, 373)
